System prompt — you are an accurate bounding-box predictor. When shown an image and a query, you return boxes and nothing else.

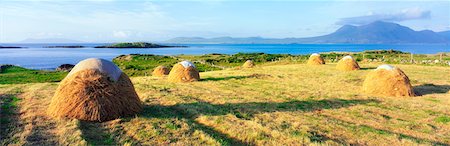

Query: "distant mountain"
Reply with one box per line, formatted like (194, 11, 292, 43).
(18, 38, 83, 43)
(438, 30, 450, 40)
(165, 21, 450, 44)
(302, 21, 449, 44)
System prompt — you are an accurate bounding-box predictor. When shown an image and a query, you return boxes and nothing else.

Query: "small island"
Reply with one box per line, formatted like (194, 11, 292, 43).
(44, 45, 85, 48)
(0, 46, 24, 49)
(94, 42, 185, 48)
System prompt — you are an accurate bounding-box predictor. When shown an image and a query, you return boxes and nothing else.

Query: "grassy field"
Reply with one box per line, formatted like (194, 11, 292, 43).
(0, 65, 67, 84)
(1, 61, 449, 145)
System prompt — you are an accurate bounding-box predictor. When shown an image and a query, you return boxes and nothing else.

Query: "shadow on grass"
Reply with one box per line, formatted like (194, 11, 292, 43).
(324, 115, 448, 145)
(140, 98, 379, 145)
(201, 74, 273, 81)
(0, 94, 21, 145)
(414, 84, 450, 96)
(359, 67, 376, 70)
(201, 75, 249, 81)
(78, 120, 141, 146)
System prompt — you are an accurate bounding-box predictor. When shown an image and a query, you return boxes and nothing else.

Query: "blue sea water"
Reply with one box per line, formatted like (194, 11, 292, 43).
(0, 43, 449, 70)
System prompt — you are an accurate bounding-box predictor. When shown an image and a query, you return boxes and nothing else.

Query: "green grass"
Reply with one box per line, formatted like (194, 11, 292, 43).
(0, 66, 67, 84)
(435, 116, 450, 124)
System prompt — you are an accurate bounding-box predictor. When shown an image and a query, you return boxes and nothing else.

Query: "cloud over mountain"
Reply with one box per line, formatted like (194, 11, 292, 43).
(336, 8, 431, 25)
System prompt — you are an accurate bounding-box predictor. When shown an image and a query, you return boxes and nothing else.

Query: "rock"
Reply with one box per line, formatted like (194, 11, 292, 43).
(56, 64, 75, 72)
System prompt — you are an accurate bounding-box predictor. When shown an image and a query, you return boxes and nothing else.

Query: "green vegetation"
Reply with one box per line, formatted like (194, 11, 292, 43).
(95, 42, 179, 48)
(0, 65, 67, 84)
(435, 116, 450, 124)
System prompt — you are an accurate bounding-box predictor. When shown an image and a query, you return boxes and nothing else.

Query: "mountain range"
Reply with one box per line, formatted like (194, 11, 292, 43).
(164, 21, 450, 44)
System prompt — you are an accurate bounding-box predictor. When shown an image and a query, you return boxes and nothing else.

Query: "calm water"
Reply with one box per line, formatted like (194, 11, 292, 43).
(0, 43, 449, 70)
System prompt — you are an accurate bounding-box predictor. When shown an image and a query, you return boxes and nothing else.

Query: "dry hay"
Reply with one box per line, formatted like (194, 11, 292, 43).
(336, 55, 360, 71)
(242, 60, 255, 68)
(152, 66, 170, 77)
(47, 58, 142, 122)
(362, 64, 415, 97)
(307, 53, 325, 65)
(167, 61, 200, 82)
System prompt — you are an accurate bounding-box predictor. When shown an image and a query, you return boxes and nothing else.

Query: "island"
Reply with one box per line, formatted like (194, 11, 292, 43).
(43, 45, 85, 48)
(0, 46, 24, 49)
(94, 42, 185, 48)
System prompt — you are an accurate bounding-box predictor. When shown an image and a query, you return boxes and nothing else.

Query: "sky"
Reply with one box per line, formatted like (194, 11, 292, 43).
(0, 0, 449, 43)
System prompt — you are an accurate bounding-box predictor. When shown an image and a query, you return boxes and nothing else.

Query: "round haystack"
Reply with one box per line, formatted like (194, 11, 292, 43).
(336, 55, 360, 71)
(167, 61, 200, 82)
(47, 58, 142, 122)
(152, 66, 170, 77)
(242, 60, 255, 68)
(362, 64, 415, 97)
(307, 53, 325, 65)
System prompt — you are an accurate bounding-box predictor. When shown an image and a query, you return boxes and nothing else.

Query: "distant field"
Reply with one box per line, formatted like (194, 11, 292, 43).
(1, 62, 449, 145)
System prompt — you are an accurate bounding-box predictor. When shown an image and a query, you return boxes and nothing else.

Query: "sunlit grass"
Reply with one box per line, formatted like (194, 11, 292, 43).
(0, 62, 449, 145)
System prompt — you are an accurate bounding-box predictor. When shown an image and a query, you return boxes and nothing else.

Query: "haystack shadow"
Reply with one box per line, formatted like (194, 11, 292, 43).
(201, 75, 249, 81)
(139, 98, 379, 145)
(0, 94, 21, 145)
(414, 84, 450, 96)
(201, 74, 272, 82)
(359, 67, 376, 70)
(323, 115, 448, 145)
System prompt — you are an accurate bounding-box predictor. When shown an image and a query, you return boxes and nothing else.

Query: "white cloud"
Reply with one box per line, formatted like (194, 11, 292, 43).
(336, 8, 431, 25)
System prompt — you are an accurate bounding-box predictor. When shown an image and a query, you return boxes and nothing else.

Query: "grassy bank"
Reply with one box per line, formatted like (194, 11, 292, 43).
(0, 65, 67, 84)
(1, 63, 449, 145)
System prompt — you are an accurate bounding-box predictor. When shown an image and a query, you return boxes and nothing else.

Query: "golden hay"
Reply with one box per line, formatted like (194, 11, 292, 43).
(242, 60, 255, 68)
(307, 53, 325, 65)
(47, 59, 142, 122)
(336, 56, 360, 71)
(167, 61, 200, 82)
(362, 65, 415, 97)
(152, 66, 170, 77)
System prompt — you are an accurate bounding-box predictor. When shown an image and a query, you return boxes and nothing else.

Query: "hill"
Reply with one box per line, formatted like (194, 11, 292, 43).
(438, 30, 450, 40)
(302, 21, 449, 44)
(165, 21, 450, 44)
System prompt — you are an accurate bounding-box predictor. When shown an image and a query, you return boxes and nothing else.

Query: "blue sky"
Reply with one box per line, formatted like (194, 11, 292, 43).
(0, 0, 449, 43)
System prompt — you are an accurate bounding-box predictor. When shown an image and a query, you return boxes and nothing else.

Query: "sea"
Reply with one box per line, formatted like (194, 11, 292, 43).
(0, 43, 449, 70)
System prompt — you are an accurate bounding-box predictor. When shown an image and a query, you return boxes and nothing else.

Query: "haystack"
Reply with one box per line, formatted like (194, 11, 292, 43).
(47, 58, 142, 122)
(307, 53, 325, 65)
(167, 61, 200, 82)
(336, 55, 360, 71)
(242, 60, 255, 68)
(362, 64, 415, 97)
(152, 66, 170, 77)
